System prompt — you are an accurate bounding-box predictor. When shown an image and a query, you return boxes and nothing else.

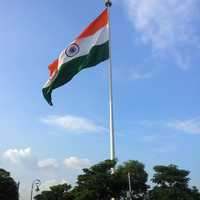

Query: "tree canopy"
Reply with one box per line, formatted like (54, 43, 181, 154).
(73, 159, 117, 200)
(115, 160, 149, 199)
(1, 161, 200, 200)
(34, 160, 149, 200)
(0, 168, 19, 200)
(149, 165, 200, 200)
(34, 183, 73, 200)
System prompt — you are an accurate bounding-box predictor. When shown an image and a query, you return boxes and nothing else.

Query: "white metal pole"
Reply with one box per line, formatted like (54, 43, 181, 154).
(105, 2, 116, 200)
(105, 0, 115, 162)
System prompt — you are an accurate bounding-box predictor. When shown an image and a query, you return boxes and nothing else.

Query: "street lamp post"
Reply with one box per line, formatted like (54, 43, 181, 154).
(30, 179, 41, 200)
(17, 181, 20, 200)
(128, 172, 133, 200)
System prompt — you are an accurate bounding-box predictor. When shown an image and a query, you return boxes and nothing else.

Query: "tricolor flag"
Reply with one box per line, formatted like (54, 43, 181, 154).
(42, 9, 109, 105)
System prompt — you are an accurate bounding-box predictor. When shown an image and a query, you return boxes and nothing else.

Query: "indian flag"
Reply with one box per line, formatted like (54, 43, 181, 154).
(42, 9, 109, 105)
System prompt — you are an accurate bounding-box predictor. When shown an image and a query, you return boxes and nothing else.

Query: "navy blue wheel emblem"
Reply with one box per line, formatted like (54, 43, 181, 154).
(65, 43, 80, 57)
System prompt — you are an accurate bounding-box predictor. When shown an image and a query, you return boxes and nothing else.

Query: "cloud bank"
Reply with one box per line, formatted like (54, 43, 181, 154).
(2, 147, 92, 170)
(1, 148, 92, 199)
(2, 148, 37, 168)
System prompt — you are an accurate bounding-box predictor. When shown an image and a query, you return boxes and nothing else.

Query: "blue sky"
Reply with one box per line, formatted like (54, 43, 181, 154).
(1, 0, 200, 199)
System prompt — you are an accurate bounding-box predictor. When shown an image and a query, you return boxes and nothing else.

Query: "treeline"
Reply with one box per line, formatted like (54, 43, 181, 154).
(1, 160, 200, 200)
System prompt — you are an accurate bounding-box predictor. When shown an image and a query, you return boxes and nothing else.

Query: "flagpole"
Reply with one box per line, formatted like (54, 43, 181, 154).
(105, 0, 115, 163)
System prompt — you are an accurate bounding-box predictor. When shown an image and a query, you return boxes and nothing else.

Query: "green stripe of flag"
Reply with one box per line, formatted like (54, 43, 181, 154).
(43, 41, 109, 105)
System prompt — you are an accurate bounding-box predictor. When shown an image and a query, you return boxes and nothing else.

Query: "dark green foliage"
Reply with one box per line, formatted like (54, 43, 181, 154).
(115, 160, 149, 199)
(73, 159, 149, 200)
(32, 162, 200, 200)
(0, 168, 19, 200)
(34, 183, 73, 200)
(1, 161, 200, 200)
(149, 186, 200, 200)
(149, 165, 200, 200)
(73, 159, 117, 200)
(152, 165, 190, 188)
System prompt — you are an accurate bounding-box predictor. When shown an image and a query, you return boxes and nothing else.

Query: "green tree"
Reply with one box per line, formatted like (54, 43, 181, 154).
(152, 165, 190, 188)
(149, 165, 200, 200)
(115, 160, 149, 199)
(34, 183, 73, 200)
(0, 168, 19, 200)
(189, 186, 200, 199)
(73, 159, 117, 200)
(73, 159, 148, 200)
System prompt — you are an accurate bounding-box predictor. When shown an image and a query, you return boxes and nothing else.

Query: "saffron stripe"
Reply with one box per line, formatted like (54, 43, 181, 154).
(58, 25, 108, 69)
(76, 9, 108, 41)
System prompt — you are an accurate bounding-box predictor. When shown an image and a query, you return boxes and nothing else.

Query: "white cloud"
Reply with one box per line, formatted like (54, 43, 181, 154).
(123, 0, 200, 70)
(38, 158, 59, 169)
(41, 115, 106, 134)
(130, 72, 152, 80)
(2, 148, 60, 171)
(64, 156, 90, 169)
(3, 148, 35, 165)
(1, 148, 91, 171)
(167, 118, 200, 135)
(138, 118, 200, 135)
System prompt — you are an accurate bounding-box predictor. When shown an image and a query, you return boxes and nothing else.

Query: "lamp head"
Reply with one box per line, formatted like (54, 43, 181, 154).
(35, 185, 40, 192)
(34, 179, 41, 192)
